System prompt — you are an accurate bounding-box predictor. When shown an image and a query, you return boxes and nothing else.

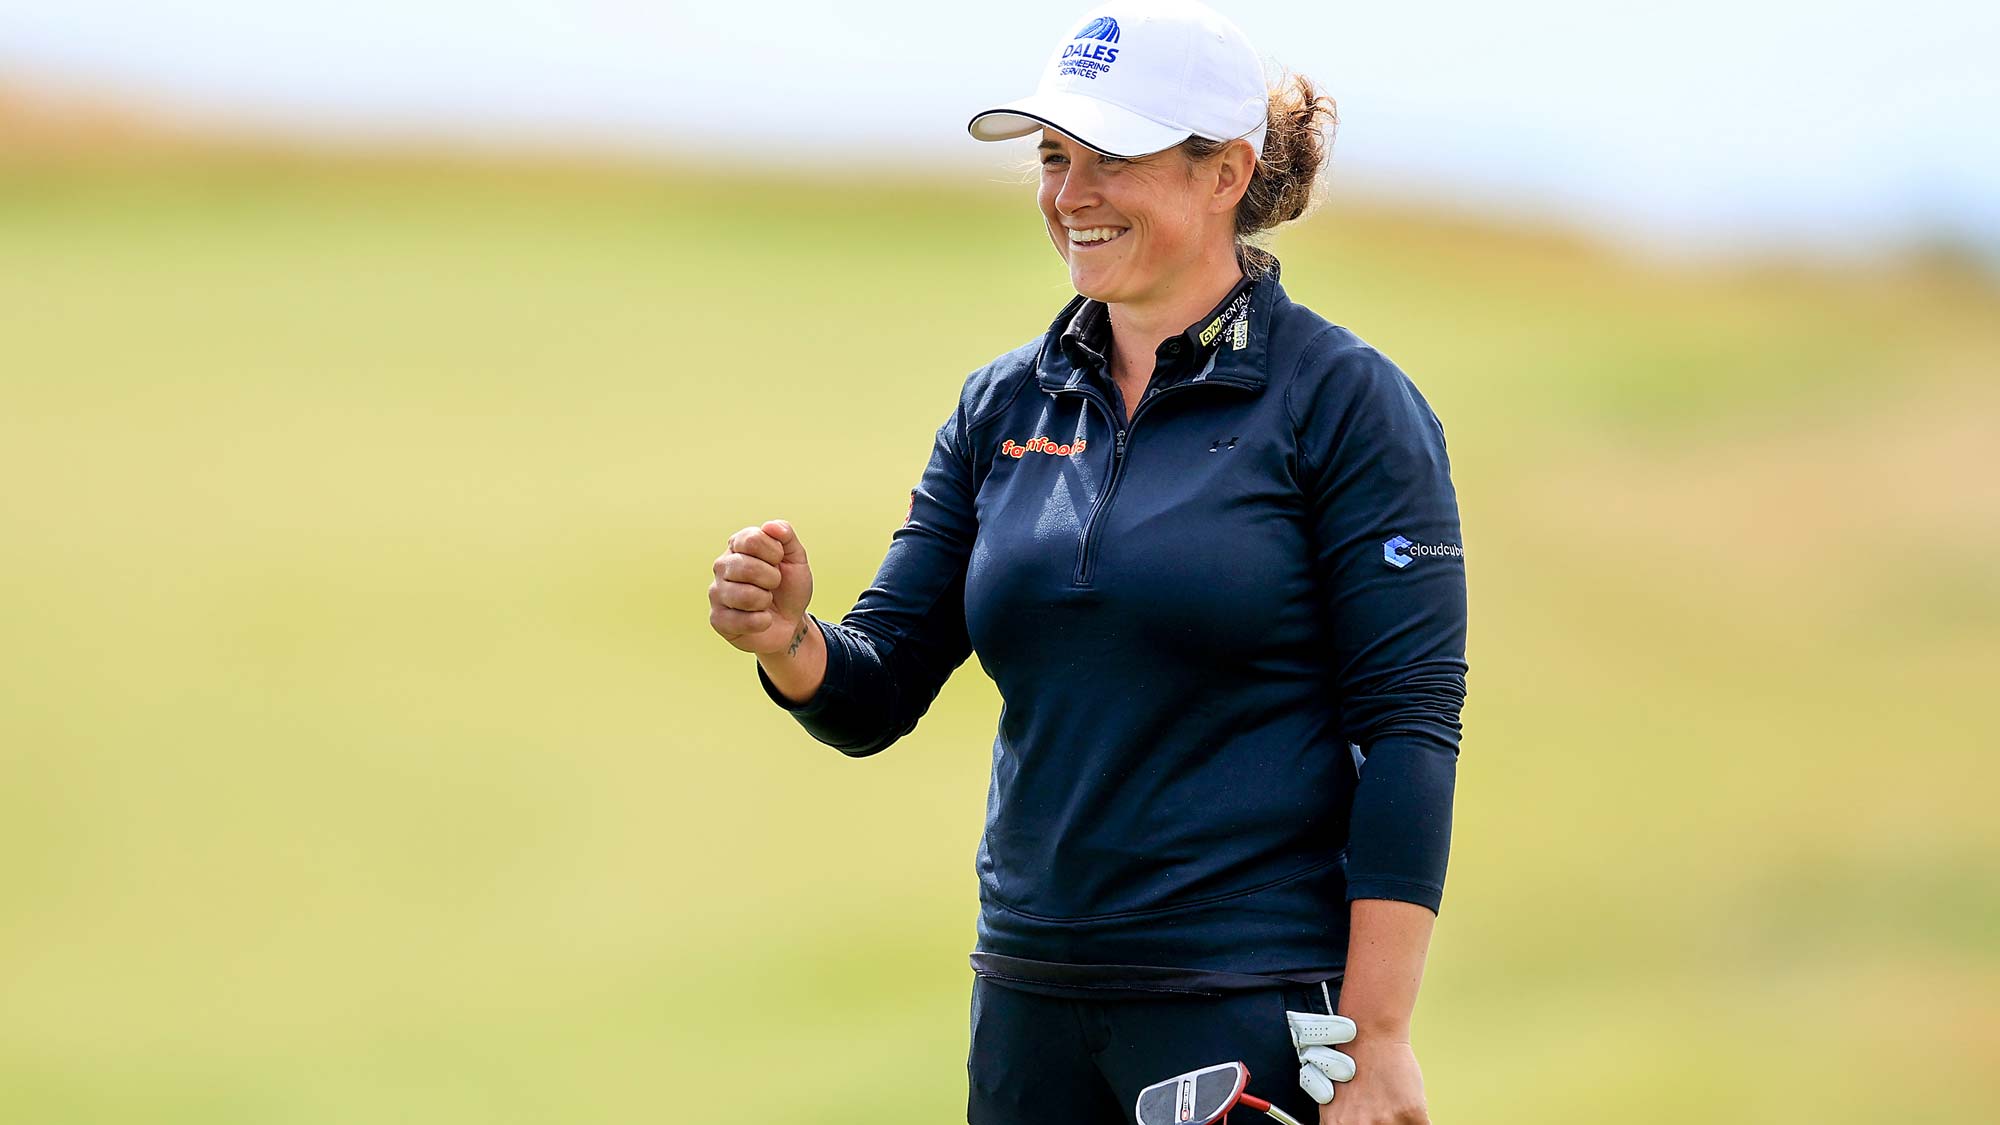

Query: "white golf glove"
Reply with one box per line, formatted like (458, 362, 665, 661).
(1285, 1009, 1357, 1105)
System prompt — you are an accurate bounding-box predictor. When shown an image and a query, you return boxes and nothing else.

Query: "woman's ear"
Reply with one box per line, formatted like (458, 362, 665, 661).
(1209, 138, 1257, 215)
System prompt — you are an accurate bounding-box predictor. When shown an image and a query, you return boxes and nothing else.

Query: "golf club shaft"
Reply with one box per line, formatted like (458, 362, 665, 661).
(1236, 1092, 1307, 1125)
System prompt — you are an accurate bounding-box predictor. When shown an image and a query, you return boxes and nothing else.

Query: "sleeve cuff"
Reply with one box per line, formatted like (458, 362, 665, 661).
(1344, 877, 1444, 914)
(754, 613, 846, 717)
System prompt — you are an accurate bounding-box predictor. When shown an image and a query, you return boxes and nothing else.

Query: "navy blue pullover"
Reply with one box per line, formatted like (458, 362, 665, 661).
(758, 259, 1468, 997)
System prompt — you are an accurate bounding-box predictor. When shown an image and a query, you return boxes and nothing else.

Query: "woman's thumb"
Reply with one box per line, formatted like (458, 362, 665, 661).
(762, 519, 808, 563)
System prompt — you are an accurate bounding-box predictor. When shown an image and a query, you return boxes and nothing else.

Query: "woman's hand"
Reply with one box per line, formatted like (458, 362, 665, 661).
(1319, 1035, 1429, 1125)
(709, 519, 815, 655)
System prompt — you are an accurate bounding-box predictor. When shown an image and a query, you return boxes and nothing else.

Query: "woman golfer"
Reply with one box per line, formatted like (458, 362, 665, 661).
(708, 2, 1466, 1122)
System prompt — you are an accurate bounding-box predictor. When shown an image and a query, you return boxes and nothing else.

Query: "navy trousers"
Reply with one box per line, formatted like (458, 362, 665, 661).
(966, 975, 1342, 1124)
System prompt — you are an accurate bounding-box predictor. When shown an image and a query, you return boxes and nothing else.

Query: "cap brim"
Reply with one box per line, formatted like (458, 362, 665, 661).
(967, 91, 1191, 159)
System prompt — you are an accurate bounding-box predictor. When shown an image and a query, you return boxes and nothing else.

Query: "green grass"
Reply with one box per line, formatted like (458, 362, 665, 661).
(1, 148, 1996, 1123)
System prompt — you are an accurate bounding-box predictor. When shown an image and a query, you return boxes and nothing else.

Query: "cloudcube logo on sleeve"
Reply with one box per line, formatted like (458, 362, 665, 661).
(1057, 17, 1121, 79)
(1382, 534, 1464, 569)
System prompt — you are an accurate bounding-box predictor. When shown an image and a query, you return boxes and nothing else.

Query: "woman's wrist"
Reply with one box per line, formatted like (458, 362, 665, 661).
(757, 614, 827, 703)
(1345, 1014, 1414, 1041)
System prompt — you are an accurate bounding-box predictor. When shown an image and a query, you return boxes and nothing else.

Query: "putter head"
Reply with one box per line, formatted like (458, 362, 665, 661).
(1134, 1060, 1249, 1125)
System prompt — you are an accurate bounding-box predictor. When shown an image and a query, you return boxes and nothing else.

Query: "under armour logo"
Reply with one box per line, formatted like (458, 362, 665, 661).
(1207, 436, 1238, 453)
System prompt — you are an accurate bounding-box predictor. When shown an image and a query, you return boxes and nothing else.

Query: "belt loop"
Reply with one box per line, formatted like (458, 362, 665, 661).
(1320, 979, 1333, 1016)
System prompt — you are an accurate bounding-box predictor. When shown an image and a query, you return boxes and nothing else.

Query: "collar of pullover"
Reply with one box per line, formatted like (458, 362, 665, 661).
(1036, 254, 1282, 395)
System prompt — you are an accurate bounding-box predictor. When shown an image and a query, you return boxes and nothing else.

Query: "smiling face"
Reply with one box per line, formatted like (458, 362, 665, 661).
(1037, 129, 1239, 309)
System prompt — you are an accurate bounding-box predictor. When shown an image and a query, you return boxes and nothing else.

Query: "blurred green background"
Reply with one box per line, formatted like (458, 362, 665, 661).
(2, 123, 1997, 1122)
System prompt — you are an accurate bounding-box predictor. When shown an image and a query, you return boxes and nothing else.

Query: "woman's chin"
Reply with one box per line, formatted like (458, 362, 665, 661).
(1068, 263, 1126, 303)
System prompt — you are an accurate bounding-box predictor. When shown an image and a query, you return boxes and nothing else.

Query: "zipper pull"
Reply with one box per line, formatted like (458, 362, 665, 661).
(1115, 429, 1127, 457)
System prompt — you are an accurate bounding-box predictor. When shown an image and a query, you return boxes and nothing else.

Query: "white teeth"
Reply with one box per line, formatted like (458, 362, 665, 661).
(1068, 227, 1126, 244)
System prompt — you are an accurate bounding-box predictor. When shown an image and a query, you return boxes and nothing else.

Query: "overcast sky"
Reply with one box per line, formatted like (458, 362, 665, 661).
(5, 0, 1996, 257)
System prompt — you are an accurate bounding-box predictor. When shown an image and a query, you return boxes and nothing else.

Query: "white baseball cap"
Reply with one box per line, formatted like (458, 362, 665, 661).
(967, 0, 1269, 160)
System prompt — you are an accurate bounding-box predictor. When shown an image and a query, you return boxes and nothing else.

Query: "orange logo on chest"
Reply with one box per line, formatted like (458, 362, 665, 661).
(1000, 436, 1086, 459)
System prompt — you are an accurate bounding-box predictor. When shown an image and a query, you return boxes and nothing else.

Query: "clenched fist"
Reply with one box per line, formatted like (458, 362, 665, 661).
(709, 519, 815, 657)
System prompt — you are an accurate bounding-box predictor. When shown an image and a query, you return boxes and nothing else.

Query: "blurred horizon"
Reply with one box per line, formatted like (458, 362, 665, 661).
(5, 0, 1999, 264)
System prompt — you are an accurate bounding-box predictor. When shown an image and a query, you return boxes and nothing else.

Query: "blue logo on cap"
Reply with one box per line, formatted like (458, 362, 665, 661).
(1059, 17, 1123, 79)
(1076, 17, 1121, 42)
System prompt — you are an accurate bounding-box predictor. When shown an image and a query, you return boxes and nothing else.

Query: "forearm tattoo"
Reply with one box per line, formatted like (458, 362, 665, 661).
(786, 617, 808, 657)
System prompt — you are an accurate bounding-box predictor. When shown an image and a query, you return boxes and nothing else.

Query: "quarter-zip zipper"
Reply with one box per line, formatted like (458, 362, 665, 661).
(1050, 375, 1261, 587)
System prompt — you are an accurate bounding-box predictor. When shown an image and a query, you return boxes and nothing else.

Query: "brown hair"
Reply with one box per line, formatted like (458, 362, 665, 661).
(1181, 70, 1338, 276)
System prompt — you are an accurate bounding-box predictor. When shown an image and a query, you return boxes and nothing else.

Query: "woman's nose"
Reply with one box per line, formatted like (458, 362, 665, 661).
(1054, 165, 1100, 214)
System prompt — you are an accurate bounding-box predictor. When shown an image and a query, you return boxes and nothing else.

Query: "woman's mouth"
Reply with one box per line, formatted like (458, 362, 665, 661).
(1068, 226, 1128, 247)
